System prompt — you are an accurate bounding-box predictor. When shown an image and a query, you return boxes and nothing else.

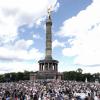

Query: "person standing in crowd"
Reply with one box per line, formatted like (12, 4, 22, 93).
(0, 80, 100, 100)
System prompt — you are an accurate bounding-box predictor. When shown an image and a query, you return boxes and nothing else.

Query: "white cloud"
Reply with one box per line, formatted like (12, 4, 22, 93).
(53, 2, 60, 12)
(0, 46, 43, 61)
(0, 39, 43, 61)
(52, 40, 65, 49)
(0, 0, 59, 40)
(35, 16, 46, 26)
(62, 48, 77, 57)
(59, 64, 100, 74)
(58, 0, 100, 66)
(33, 34, 41, 39)
(0, 0, 59, 73)
(14, 39, 33, 50)
(0, 62, 38, 74)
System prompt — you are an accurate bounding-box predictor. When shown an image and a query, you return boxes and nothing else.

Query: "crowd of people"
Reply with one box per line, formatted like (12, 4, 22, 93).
(0, 80, 100, 100)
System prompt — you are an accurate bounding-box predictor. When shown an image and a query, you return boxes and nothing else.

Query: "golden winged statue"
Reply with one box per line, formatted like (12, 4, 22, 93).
(47, 6, 52, 17)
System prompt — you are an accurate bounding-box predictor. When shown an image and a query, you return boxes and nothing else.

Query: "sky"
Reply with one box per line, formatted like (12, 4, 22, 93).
(0, 0, 100, 74)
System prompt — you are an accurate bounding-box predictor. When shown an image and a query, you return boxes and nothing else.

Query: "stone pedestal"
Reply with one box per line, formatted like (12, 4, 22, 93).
(58, 73, 62, 80)
(30, 73, 37, 81)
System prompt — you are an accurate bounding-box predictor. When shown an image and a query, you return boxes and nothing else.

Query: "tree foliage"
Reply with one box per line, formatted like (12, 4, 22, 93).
(62, 71, 99, 82)
(0, 70, 30, 82)
(0, 69, 100, 82)
(76, 68, 83, 74)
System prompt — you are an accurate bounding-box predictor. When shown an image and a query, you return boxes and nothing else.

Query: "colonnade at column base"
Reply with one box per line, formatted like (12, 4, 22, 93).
(30, 59, 62, 80)
(38, 59, 58, 72)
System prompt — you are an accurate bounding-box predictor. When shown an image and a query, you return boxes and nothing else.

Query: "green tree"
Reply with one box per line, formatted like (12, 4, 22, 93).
(23, 70, 30, 80)
(76, 68, 83, 74)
